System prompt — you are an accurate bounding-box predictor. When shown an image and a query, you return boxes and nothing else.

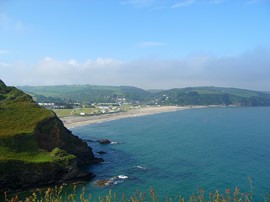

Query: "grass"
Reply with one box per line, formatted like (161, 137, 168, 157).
(3, 185, 257, 202)
(0, 147, 76, 179)
(53, 105, 135, 118)
(54, 108, 102, 117)
(0, 147, 75, 163)
(0, 147, 52, 162)
(0, 83, 55, 137)
(183, 87, 260, 98)
(0, 102, 54, 137)
(53, 109, 74, 117)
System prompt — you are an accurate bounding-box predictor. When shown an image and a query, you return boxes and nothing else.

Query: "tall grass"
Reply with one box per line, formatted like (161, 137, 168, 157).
(3, 184, 257, 202)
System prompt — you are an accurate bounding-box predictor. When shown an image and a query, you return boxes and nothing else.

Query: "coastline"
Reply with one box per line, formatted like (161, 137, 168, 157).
(60, 105, 207, 129)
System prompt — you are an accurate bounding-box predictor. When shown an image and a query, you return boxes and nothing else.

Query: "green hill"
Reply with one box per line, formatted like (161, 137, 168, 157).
(19, 85, 152, 104)
(19, 84, 270, 107)
(154, 86, 270, 106)
(0, 79, 102, 192)
(0, 80, 54, 138)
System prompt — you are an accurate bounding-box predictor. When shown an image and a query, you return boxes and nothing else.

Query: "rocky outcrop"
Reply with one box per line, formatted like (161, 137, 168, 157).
(0, 80, 103, 192)
(0, 114, 103, 192)
(97, 151, 106, 155)
(98, 138, 111, 144)
(0, 159, 94, 192)
(35, 116, 103, 165)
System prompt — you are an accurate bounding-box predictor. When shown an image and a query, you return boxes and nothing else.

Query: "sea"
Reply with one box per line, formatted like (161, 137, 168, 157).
(71, 107, 270, 201)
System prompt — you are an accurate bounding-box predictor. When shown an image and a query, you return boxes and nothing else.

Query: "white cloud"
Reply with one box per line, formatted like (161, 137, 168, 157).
(83, 58, 123, 69)
(44, 57, 53, 61)
(68, 59, 78, 66)
(1, 48, 270, 91)
(20, 57, 125, 85)
(172, 0, 195, 8)
(136, 41, 165, 48)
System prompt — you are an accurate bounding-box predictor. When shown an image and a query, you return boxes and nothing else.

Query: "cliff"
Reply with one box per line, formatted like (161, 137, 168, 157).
(0, 79, 102, 192)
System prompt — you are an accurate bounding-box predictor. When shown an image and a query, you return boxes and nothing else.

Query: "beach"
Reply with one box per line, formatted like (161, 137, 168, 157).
(61, 105, 203, 128)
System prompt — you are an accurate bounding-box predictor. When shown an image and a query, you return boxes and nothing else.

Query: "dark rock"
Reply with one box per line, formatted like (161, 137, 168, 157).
(35, 116, 102, 165)
(83, 139, 95, 142)
(97, 151, 106, 155)
(98, 139, 111, 144)
(95, 179, 113, 187)
(91, 157, 104, 163)
(0, 159, 95, 192)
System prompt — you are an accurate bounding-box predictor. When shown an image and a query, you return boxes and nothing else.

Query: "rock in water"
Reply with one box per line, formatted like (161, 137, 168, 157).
(98, 139, 111, 144)
(97, 151, 107, 154)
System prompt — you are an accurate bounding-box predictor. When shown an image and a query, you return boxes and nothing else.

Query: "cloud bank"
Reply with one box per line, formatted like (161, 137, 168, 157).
(1, 48, 270, 91)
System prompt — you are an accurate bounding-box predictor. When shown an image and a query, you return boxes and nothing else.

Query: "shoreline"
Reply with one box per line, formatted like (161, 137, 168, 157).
(60, 105, 209, 129)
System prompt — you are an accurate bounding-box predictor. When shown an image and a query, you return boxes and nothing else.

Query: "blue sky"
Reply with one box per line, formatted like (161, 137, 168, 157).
(1, 0, 270, 90)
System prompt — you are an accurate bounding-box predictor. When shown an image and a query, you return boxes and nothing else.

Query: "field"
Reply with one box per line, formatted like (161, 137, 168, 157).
(0, 147, 75, 163)
(53, 105, 133, 117)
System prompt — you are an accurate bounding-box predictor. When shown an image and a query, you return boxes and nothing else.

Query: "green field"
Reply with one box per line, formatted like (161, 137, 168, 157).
(0, 147, 75, 163)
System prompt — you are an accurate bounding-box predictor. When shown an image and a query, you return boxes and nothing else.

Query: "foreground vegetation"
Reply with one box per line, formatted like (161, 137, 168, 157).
(3, 185, 259, 202)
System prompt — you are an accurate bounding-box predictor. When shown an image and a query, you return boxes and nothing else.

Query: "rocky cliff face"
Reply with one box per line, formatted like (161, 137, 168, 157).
(0, 159, 94, 191)
(0, 79, 103, 192)
(35, 115, 102, 165)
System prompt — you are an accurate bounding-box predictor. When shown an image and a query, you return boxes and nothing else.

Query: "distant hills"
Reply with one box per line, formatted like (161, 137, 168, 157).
(154, 86, 270, 106)
(19, 85, 151, 104)
(18, 85, 270, 107)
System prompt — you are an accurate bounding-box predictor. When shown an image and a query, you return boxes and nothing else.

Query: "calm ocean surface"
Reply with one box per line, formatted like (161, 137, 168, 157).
(72, 107, 270, 200)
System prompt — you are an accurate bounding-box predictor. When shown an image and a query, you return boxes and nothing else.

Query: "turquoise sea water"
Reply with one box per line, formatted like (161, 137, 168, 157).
(72, 107, 270, 200)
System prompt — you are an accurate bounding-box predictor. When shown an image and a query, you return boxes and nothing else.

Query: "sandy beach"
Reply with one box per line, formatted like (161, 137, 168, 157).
(61, 105, 204, 129)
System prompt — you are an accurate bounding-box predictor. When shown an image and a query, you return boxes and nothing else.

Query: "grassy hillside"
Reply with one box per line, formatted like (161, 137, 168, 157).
(19, 84, 270, 107)
(0, 80, 98, 191)
(0, 80, 54, 138)
(19, 85, 152, 104)
(155, 87, 270, 106)
(0, 79, 68, 162)
(0, 147, 75, 163)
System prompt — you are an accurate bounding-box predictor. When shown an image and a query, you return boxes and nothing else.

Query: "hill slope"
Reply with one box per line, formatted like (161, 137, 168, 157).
(19, 85, 153, 104)
(154, 86, 270, 106)
(0, 79, 102, 191)
(19, 84, 270, 107)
